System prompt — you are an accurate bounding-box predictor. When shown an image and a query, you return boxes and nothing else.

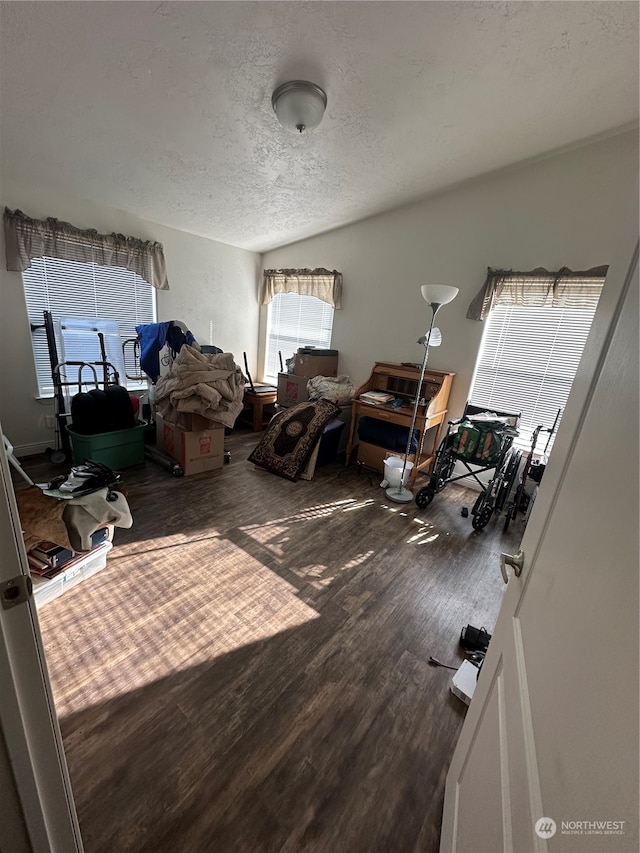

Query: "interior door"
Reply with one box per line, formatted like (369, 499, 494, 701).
(440, 241, 639, 853)
(0, 425, 83, 852)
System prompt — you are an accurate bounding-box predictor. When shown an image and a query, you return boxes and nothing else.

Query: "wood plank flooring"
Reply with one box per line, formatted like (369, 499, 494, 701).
(20, 429, 522, 853)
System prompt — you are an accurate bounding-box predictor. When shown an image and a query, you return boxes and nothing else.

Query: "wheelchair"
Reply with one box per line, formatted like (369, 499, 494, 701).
(415, 403, 522, 531)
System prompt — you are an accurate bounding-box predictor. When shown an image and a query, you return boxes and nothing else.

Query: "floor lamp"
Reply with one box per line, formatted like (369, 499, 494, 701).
(385, 284, 459, 504)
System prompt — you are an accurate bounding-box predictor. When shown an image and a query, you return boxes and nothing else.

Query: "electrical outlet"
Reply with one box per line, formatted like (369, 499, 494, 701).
(44, 415, 56, 429)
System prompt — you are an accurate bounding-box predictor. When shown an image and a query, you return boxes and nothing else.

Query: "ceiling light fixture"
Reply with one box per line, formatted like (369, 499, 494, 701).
(272, 80, 327, 134)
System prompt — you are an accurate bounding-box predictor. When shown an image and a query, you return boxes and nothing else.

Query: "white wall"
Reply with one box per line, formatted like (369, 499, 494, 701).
(2, 130, 637, 454)
(262, 129, 639, 421)
(0, 182, 261, 453)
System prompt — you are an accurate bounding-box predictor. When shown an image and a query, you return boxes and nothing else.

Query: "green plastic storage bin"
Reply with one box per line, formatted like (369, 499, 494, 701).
(68, 424, 146, 469)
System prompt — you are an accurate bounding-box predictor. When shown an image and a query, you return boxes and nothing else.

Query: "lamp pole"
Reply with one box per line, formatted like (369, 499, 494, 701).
(386, 302, 440, 503)
(385, 284, 458, 504)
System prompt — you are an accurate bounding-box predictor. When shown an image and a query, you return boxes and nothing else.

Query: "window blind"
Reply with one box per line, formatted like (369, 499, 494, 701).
(470, 303, 598, 451)
(23, 256, 156, 395)
(265, 292, 334, 380)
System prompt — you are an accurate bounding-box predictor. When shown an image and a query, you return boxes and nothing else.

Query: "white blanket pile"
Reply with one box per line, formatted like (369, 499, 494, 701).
(154, 345, 245, 429)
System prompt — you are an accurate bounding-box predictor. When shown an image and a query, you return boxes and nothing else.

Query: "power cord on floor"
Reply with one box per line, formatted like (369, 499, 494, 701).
(429, 651, 485, 671)
(336, 460, 375, 487)
(429, 656, 458, 670)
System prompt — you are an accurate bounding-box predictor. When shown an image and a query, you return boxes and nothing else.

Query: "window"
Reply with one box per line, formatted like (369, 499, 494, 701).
(264, 292, 334, 380)
(470, 302, 600, 451)
(23, 256, 156, 395)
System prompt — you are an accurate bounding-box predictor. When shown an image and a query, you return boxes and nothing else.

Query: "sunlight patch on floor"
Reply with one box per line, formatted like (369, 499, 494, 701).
(237, 499, 365, 561)
(295, 563, 329, 579)
(341, 498, 375, 511)
(407, 531, 439, 545)
(341, 549, 375, 570)
(290, 548, 376, 589)
(111, 529, 224, 559)
(39, 536, 319, 719)
(239, 499, 358, 531)
(407, 516, 439, 545)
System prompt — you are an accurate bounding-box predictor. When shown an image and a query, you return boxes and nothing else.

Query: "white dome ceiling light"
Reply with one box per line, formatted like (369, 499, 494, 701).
(272, 80, 327, 133)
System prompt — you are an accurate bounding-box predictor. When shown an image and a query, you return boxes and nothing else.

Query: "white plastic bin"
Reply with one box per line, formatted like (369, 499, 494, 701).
(32, 542, 112, 608)
(383, 456, 413, 488)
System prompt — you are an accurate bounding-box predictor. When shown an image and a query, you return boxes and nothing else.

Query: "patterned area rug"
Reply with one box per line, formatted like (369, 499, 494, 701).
(248, 399, 341, 481)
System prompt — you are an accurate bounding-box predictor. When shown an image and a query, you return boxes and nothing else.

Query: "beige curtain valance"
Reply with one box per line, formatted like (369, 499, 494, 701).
(3, 207, 169, 291)
(466, 265, 608, 321)
(262, 268, 342, 309)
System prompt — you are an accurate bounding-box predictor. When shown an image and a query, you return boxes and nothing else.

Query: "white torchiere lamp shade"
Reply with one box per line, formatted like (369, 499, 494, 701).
(421, 284, 459, 308)
(385, 284, 459, 504)
(272, 81, 327, 133)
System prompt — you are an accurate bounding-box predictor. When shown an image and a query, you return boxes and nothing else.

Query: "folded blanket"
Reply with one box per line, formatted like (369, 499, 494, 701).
(16, 486, 73, 552)
(154, 346, 245, 429)
(17, 485, 133, 553)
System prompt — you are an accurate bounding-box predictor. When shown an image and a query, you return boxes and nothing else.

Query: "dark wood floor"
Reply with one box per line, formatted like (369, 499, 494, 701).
(19, 430, 522, 853)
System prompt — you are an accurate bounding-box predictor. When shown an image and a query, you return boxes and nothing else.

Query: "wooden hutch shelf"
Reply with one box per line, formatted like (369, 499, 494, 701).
(345, 362, 455, 488)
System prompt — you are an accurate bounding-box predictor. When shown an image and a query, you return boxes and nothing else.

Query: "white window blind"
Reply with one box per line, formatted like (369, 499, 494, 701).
(265, 292, 334, 380)
(23, 256, 156, 395)
(470, 303, 599, 451)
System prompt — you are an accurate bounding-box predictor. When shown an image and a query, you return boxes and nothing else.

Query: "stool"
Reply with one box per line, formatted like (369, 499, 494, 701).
(242, 390, 277, 431)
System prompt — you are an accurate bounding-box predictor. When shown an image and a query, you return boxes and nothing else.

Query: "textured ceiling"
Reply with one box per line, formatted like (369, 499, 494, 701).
(0, 2, 638, 252)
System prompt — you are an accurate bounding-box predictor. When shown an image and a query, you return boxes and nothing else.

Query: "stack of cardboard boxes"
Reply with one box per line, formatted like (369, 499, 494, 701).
(276, 349, 352, 465)
(276, 348, 339, 407)
(155, 349, 343, 476)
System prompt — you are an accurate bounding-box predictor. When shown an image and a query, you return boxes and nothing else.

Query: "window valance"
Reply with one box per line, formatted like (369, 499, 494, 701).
(3, 207, 169, 291)
(466, 265, 608, 321)
(262, 268, 342, 309)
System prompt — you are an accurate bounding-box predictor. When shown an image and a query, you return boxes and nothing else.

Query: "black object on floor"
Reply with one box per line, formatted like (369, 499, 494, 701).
(460, 624, 491, 653)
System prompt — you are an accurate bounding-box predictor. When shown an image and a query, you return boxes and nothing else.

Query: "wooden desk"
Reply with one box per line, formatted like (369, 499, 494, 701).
(241, 389, 277, 431)
(345, 362, 454, 488)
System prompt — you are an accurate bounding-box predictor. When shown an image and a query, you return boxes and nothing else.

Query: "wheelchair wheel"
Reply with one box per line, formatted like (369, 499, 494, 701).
(503, 502, 515, 532)
(496, 449, 522, 512)
(437, 448, 456, 490)
(472, 505, 493, 531)
(429, 446, 455, 494)
(415, 487, 435, 508)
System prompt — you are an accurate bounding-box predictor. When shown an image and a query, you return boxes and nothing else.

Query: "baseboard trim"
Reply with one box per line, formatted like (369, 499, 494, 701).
(14, 441, 51, 458)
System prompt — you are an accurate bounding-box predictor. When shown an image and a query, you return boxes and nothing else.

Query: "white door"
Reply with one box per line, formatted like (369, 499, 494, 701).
(440, 241, 639, 853)
(0, 426, 83, 852)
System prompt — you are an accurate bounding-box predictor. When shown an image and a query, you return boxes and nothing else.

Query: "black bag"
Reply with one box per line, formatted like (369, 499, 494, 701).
(71, 386, 135, 434)
(103, 385, 136, 431)
(53, 460, 121, 496)
(460, 624, 491, 653)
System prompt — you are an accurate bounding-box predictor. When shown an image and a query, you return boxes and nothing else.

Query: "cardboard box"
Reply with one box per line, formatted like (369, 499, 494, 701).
(181, 412, 216, 432)
(277, 373, 309, 408)
(156, 409, 213, 432)
(293, 353, 338, 379)
(156, 415, 225, 476)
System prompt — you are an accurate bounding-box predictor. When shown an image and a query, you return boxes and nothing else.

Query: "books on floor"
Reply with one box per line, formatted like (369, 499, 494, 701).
(28, 542, 75, 575)
(28, 528, 112, 579)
